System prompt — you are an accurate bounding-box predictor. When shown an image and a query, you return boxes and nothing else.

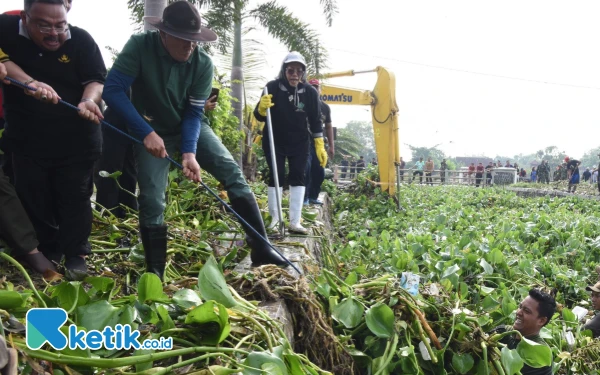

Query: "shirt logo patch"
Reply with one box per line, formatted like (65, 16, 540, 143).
(58, 55, 70, 63)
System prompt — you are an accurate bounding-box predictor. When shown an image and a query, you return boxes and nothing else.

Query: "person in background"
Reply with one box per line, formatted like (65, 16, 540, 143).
(583, 281, 600, 338)
(340, 155, 348, 179)
(94, 90, 138, 219)
(303, 78, 330, 206)
(564, 156, 581, 193)
(424, 157, 434, 185)
(597, 154, 600, 194)
(468, 162, 475, 185)
(0, 9, 22, 182)
(0, 50, 58, 276)
(485, 161, 494, 185)
(350, 157, 357, 179)
(538, 160, 550, 184)
(398, 157, 406, 182)
(530, 166, 537, 183)
(356, 155, 366, 174)
(440, 158, 448, 184)
(371, 158, 377, 166)
(411, 157, 424, 184)
(475, 162, 484, 187)
(583, 167, 591, 183)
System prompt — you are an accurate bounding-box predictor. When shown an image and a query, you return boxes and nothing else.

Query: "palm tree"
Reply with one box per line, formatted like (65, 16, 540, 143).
(333, 129, 362, 164)
(128, 0, 338, 170)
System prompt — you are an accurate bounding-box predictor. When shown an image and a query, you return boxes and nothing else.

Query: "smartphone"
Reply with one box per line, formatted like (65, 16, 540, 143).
(210, 87, 220, 102)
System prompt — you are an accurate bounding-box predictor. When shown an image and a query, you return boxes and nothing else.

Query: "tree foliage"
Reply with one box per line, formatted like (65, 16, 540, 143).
(128, 0, 337, 177)
(493, 145, 568, 172)
(333, 128, 362, 164)
(406, 144, 445, 164)
(579, 146, 600, 171)
(340, 121, 376, 162)
(204, 79, 244, 154)
(127, 0, 333, 76)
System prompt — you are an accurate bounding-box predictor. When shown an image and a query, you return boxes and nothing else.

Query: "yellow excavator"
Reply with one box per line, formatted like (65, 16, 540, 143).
(250, 67, 400, 196)
(320, 67, 400, 196)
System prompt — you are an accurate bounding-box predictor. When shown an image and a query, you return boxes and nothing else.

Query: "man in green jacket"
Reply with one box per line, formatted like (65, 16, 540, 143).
(103, 1, 287, 280)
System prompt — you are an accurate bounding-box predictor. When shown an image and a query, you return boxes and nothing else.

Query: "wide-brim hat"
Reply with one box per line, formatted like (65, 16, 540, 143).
(586, 281, 600, 293)
(145, 1, 217, 43)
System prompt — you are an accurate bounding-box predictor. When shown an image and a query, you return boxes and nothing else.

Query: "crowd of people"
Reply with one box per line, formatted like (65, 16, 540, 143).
(338, 155, 375, 179)
(516, 157, 600, 194)
(389, 156, 600, 193)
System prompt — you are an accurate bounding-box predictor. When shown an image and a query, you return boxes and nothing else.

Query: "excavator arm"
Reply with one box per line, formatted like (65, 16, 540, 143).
(320, 67, 400, 195)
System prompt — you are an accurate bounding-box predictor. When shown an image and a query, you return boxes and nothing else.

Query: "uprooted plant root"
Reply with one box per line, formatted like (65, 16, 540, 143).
(232, 265, 357, 375)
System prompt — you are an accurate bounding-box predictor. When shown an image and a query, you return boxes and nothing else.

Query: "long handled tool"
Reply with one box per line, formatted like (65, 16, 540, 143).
(5, 77, 300, 274)
(263, 87, 285, 237)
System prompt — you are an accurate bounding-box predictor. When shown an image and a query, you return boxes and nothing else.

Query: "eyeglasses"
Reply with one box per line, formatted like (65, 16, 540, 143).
(286, 68, 304, 76)
(26, 14, 68, 34)
(37, 24, 69, 34)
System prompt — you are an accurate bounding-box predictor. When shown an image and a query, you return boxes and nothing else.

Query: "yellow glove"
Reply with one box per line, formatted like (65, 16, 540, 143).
(258, 94, 274, 117)
(314, 137, 328, 167)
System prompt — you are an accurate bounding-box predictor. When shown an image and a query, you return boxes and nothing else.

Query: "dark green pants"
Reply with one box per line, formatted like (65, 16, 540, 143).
(0, 168, 38, 254)
(136, 122, 252, 225)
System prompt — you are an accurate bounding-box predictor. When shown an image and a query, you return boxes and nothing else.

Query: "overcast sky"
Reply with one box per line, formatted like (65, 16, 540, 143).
(3, 0, 600, 160)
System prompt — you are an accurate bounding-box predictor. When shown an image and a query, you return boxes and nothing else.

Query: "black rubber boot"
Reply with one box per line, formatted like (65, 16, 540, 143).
(64, 256, 88, 281)
(140, 224, 168, 280)
(230, 196, 288, 267)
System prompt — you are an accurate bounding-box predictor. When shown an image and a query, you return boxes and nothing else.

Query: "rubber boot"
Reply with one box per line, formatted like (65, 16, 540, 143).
(19, 251, 58, 275)
(289, 186, 308, 234)
(572, 185, 577, 194)
(230, 196, 288, 267)
(64, 256, 88, 281)
(140, 224, 168, 280)
(267, 187, 283, 230)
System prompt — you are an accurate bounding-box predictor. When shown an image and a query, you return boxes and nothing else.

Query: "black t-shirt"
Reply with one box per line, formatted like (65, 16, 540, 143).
(567, 160, 580, 175)
(320, 101, 331, 126)
(0, 15, 106, 160)
(254, 79, 322, 155)
(584, 313, 600, 338)
(492, 326, 552, 375)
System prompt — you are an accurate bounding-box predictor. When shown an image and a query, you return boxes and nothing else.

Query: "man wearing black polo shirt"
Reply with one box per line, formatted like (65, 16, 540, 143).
(0, 0, 106, 280)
